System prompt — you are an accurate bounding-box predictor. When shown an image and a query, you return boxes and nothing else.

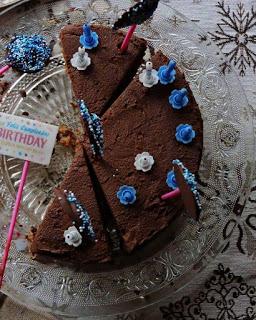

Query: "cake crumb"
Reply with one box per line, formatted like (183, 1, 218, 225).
(57, 124, 77, 148)
(19, 89, 27, 98)
(0, 80, 9, 102)
(26, 226, 37, 243)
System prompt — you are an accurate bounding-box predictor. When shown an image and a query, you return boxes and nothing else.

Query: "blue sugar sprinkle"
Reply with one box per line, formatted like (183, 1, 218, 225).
(66, 191, 96, 240)
(79, 100, 104, 157)
(6, 35, 51, 73)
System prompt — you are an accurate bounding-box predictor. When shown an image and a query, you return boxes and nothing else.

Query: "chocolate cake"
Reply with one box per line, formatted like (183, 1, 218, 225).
(60, 24, 147, 115)
(30, 144, 110, 266)
(30, 24, 203, 267)
(86, 51, 203, 252)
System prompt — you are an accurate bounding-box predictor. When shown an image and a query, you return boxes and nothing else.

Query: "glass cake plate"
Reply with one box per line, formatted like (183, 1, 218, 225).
(0, 0, 254, 318)
(0, 0, 23, 9)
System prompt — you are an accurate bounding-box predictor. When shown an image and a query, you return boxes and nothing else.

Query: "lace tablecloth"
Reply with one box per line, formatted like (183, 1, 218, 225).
(1, 0, 256, 319)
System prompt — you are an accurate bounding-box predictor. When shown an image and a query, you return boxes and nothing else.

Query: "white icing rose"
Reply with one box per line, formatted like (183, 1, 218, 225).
(64, 226, 82, 247)
(134, 152, 155, 172)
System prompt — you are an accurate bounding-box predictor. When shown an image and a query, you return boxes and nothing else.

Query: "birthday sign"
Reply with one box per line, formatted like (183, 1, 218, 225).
(0, 112, 58, 165)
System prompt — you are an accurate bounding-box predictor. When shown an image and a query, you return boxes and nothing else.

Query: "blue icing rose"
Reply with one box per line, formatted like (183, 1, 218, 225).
(80, 24, 99, 49)
(175, 124, 196, 144)
(166, 170, 177, 189)
(117, 185, 137, 205)
(169, 88, 189, 109)
(158, 60, 176, 85)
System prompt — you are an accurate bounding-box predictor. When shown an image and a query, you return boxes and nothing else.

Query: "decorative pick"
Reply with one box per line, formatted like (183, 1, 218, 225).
(139, 61, 159, 87)
(161, 188, 181, 200)
(80, 24, 99, 49)
(161, 160, 201, 220)
(173, 164, 198, 220)
(119, 24, 137, 53)
(0, 113, 58, 288)
(70, 47, 91, 70)
(113, 0, 160, 53)
(0, 34, 51, 76)
(79, 100, 104, 157)
(113, 0, 160, 30)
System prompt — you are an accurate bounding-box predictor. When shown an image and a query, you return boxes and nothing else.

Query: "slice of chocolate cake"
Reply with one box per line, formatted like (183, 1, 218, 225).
(86, 51, 203, 252)
(60, 24, 146, 115)
(30, 144, 110, 266)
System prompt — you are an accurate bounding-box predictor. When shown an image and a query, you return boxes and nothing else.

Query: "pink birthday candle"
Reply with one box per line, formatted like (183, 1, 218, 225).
(161, 188, 181, 200)
(0, 160, 30, 288)
(0, 65, 11, 76)
(120, 24, 137, 53)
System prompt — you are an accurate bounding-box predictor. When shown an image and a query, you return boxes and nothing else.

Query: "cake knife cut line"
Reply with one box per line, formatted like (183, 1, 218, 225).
(82, 146, 122, 255)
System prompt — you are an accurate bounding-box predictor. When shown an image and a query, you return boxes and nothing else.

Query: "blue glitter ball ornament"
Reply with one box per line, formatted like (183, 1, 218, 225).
(80, 24, 99, 49)
(175, 124, 196, 144)
(6, 35, 51, 73)
(169, 88, 189, 110)
(166, 170, 178, 189)
(158, 60, 176, 85)
(117, 185, 137, 205)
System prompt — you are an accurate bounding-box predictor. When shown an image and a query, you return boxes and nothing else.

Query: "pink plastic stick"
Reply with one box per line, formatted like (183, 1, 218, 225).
(120, 24, 137, 53)
(0, 65, 11, 76)
(0, 160, 30, 288)
(161, 188, 181, 200)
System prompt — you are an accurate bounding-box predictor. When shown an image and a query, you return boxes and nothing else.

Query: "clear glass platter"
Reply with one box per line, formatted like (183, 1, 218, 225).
(0, 0, 254, 318)
(0, 0, 23, 9)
